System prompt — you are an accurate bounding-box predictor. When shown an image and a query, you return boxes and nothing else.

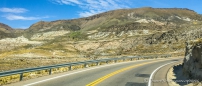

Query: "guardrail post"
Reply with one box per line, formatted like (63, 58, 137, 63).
(130, 58, 133, 61)
(106, 61, 108, 64)
(96, 62, 99, 66)
(49, 68, 52, 75)
(20, 73, 23, 81)
(85, 63, 88, 68)
(115, 60, 117, 63)
(70, 65, 72, 70)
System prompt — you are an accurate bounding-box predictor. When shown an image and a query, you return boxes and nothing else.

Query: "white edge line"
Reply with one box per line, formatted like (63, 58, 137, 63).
(23, 59, 155, 86)
(148, 61, 176, 86)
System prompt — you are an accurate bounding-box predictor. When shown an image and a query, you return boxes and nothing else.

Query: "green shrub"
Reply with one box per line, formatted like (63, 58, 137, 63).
(69, 31, 86, 40)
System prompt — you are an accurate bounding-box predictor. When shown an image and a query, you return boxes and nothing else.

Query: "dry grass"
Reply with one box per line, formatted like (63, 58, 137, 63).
(0, 48, 51, 58)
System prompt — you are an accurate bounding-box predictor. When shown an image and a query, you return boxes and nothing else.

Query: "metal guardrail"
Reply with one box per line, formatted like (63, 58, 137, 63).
(0, 54, 171, 85)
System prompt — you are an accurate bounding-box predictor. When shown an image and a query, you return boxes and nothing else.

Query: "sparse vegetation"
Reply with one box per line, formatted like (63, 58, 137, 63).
(68, 31, 86, 40)
(0, 7, 202, 73)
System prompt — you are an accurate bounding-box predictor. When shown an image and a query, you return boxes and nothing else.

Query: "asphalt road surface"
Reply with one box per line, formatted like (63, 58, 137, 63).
(6, 57, 182, 86)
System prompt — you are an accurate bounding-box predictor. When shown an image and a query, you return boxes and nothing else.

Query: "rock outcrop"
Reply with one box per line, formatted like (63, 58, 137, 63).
(183, 40, 202, 81)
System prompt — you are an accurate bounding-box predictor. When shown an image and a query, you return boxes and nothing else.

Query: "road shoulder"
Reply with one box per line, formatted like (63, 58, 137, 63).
(152, 60, 182, 86)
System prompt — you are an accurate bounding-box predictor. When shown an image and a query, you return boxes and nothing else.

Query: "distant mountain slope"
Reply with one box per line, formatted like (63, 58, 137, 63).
(0, 23, 13, 32)
(27, 7, 201, 31)
(0, 23, 25, 39)
(0, 23, 16, 39)
(23, 7, 201, 39)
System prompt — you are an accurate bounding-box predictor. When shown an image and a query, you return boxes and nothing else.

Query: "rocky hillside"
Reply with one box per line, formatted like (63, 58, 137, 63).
(0, 23, 33, 53)
(26, 7, 201, 34)
(0, 7, 202, 71)
(21, 7, 202, 57)
(183, 39, 202, 81)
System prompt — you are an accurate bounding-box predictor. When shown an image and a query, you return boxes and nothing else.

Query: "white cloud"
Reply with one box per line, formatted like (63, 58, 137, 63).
(52, 0, 82, 5)
(52, 0, 130, 17)
(0, 7, 28, 13)
(0, 7, 51, 21)
(3, 14, 50, 20)
(79, 10, 102, 17)
(67, 0, 82, 5)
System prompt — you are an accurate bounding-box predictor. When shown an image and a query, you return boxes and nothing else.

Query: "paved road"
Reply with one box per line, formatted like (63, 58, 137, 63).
(6, 57, 182, 86)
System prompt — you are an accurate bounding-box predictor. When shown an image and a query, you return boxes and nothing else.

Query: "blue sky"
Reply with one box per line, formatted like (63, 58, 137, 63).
(0, 0, 201, 29)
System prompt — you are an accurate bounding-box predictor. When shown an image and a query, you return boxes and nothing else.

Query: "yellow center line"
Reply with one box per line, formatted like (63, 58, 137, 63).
(86, 59, 168, 86)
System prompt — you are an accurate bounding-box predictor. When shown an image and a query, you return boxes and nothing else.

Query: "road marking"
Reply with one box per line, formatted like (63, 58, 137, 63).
(22, 58, 178, 86)
(23, 59, 156, 86)
(148, 61, 176, 86)
(86, 60, 174, 86)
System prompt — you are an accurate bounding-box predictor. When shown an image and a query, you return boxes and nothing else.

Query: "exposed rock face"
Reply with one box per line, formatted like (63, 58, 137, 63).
(0, 36, 42, 51)
(31, 30, 70, 40)
(183, 41, 202, 81)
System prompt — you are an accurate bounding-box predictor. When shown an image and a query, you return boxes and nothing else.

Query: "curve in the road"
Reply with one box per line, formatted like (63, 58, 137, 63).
(148, 61, 176, 86)
(86, 59, 177, 86)
(5, 57, 182, 86)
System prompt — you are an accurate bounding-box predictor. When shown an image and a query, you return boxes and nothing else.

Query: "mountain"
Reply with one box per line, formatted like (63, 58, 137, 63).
(1, 7, 202, 71)
(24, 7, 201, 39)
(22, 7, 202, 56)
(27, 7, 201, 32)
